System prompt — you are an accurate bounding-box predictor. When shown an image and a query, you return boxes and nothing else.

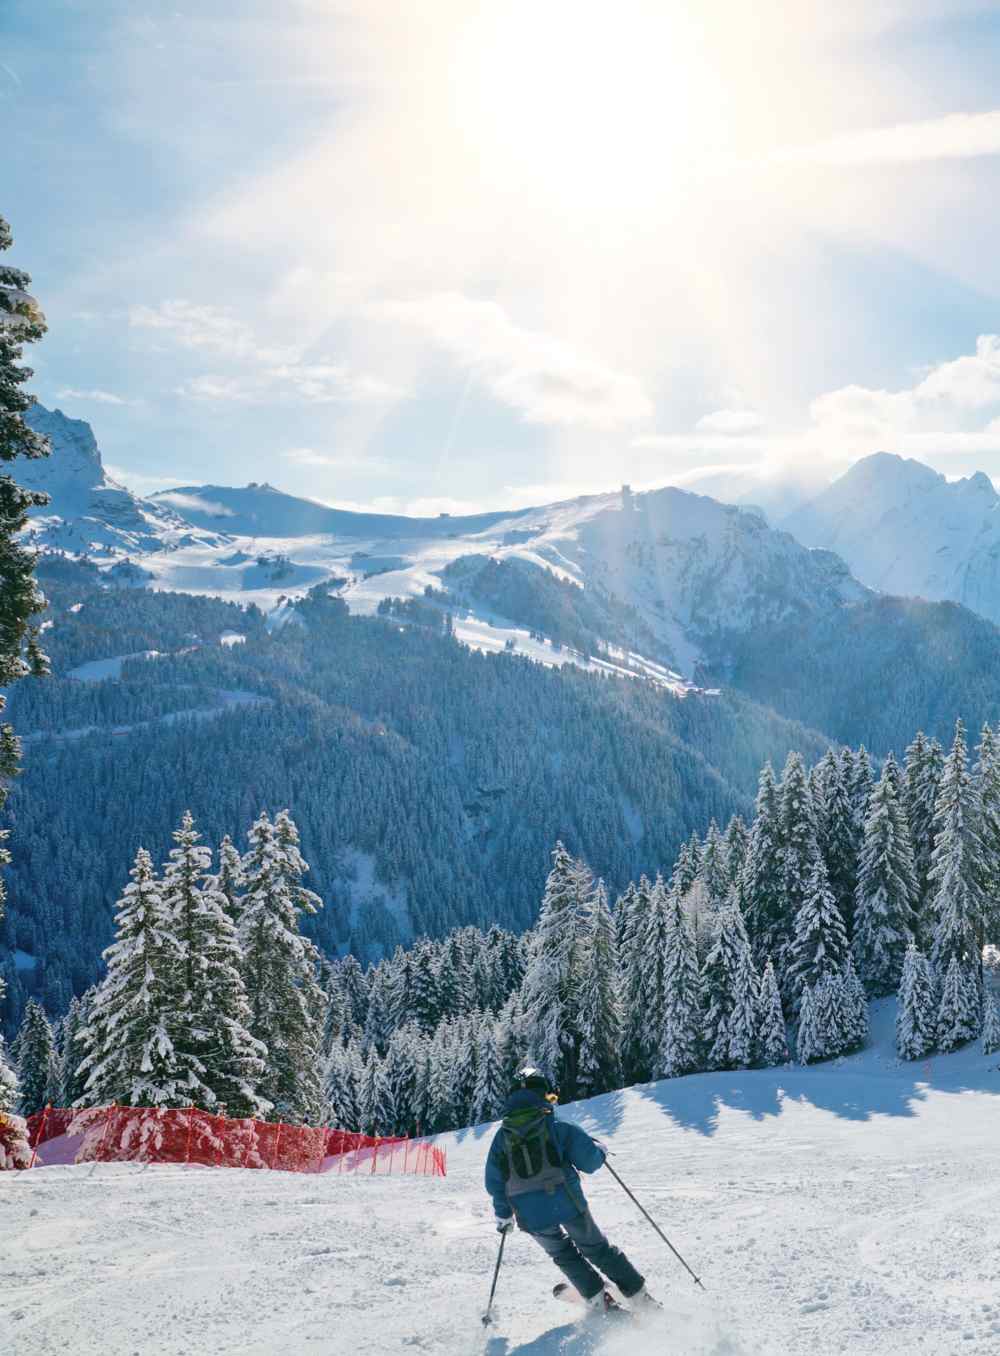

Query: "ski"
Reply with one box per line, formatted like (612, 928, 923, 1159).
(552, 1283, 631, 1318)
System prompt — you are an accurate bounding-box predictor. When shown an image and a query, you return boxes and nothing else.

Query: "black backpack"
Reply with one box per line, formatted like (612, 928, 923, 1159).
(500, 1109, 567, 1201)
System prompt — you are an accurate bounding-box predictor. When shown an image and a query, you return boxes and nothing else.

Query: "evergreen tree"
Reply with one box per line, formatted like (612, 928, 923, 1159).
(903, 731, 945, 942)
(451, 1016, 479, 1126)
(702, 905, 754, 1071)
(338, 953, 371, 1030)
(575, 882, 620, 1097)
(76, 848, 194, 1107)
(785, 856, 850, 1010)
(386, 946, 414, 1029)
(363, 963, 394, 1055)
(725, 925, 760, 1069)
(741, 762, 785, 968)
(323, 1039, 360, 1130)
(407, 940, 441, 1033)
(929, 721, 987, 977)
(213, 834, 245, 923)
(816, 749, 860, 931)
(0, 1027, 30, 1170)
(853, 760, 919, 995)
(635, 875, 671, 1081)
(384, 1025, 419, 1135)
(57, 991, 92, 1107)
(698, 821, 730, 913)
(756, 959, 788, 1066)
(471, 1020, 506, 1124)
(723, 815, 749, 888)
(520, 842, 586, 1092)
(973, 724, 1000, 945)
(895, 944, 937, 1060)
(0, 216, 51, 1078)
(653, 884, 703, 1079)
(795, 983, 824, 1064)
(163, 811, 267, 1118)
(12, 997, 55, 1116)
(671, 836, 700, 896)
(982, 991, 1000, 1057)
(840, 956, 870, 1051)
(358, 1047, 395, 1136)
(777, 753, 828, 991)
(936, 956, 981, 1053)
(239, 809, 325, 1122)
(812, 972, 849, 1058)
(848, 746, 874, 833)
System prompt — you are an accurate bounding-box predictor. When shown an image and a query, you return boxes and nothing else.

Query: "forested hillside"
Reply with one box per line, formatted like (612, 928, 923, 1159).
(0, 563, 826, 1035)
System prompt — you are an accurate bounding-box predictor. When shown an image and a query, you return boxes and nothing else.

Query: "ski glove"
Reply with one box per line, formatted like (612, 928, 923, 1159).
(495, 1214, 515, 1234)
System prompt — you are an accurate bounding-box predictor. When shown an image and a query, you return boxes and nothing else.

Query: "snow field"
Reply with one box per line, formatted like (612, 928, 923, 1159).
(4, 1011, 1000, 1355)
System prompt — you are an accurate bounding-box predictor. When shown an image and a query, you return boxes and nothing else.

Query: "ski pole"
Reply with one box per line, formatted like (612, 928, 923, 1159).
(481, 1230, 507, 1326)
(604, 1160, 706, 1291)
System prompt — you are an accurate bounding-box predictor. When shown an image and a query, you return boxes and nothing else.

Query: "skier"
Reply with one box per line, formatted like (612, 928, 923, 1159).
(484, 1066, 656, 1315)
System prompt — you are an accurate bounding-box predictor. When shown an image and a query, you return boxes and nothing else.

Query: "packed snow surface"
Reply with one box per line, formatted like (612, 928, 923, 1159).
(3, 1003, 999, 1354)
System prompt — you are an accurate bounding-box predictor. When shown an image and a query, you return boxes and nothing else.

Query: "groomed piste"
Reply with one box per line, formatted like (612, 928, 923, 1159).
(3, 1000, 999, 1355)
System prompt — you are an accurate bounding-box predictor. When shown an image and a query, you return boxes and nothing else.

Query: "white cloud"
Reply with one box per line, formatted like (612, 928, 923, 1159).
(281, 446, 387, 471)
(155, 492, 236, 518)
(129, 300, 295, 365)
(56, 387, 130, 406)
(695, 409, 765, 435)
(767, 108, 1000, 169)
(374, 293, 651, 428)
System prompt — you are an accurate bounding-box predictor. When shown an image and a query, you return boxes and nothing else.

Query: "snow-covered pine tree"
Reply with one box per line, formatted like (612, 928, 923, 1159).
(785, 855, 850, 1011)
(634, 875, 671, 1081)
(407, 940, 441, 1033)
(323, 1039, 360, 1130)
(615, 880, 639, 955)
(619, 875, 652, 1082)
(848, 746, 874, 834)
(451, 1016, 479, 1127)
(702, 903, 754, 1071)
(339, 954, 371, 1031)
(853, 759, 919, 995)
(0, 215, 51, 1151)
(575, 882, 620, 1098)
(928, 721, 988, 979)
(162, 811, 268, 1119)
(756, 959, 788, 1066)
(816, 749, 860, 932)
(741, 762, 786, 969)
(895, 943, 937, 1060)
(723, 815, 749, 888)
(358, 1047, 396, 1136)
(471, 1020, 506, 1124)
(363, 963, 394, 1055)
(384, 1025, 419, 1135)
(840, 955, 870, 1051)
(520, 841, 587, 1093)
(778, 754, 829, 994)
(936, 955, 981, 1053)
(795, 982, 825, 1064)
(322, 965, 348, 1055)
(902, 731, 945, 944)
(239, 809, 326, 1123)
(671, 835, 700, 896)
(973, 724, 1000, 948)
(213, 834, 245, 923)
(76, 848, 193, 1107)
(426, 1024, 457, 1133)
(982, 991, 1000, 1057)
(57, 991, 93, 1108)
(812, 972, 849, 1058)
(698, 821, 730, 913)
(435, 939, 467, 1023)
(11, 997, 55, 1116)
(653, 884, 703, 1079)
(725, 922, 760, 1069)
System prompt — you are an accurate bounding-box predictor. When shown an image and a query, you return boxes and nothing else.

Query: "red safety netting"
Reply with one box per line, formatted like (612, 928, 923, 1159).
(25, 1104, 446, 1178)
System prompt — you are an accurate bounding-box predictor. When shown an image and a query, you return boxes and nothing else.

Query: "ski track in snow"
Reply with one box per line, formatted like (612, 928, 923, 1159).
(3, 1012, 1000, 1355)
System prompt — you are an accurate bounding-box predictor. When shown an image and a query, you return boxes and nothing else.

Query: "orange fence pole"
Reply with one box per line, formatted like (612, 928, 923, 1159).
(371, 1137, 380, 1175)
(98, 1104, 115, 1161)
(272, 1120, 284, 1171)
(185, 1105, 196, 1164)
(28, 1103, 51, 1170)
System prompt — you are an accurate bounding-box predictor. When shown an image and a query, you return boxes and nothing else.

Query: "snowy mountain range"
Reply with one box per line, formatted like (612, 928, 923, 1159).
(783, 452, 1000, 625)
(22, 404, 868, 684)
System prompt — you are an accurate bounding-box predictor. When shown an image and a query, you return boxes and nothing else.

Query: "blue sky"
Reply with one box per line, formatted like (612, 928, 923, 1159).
(7, 1, 1000, 512)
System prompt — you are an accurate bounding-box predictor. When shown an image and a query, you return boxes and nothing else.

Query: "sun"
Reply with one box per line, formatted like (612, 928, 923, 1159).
(451, 1, 731, 220)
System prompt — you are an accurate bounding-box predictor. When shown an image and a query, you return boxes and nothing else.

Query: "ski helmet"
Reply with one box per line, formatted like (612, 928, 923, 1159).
(511, 1065, 558, 1098)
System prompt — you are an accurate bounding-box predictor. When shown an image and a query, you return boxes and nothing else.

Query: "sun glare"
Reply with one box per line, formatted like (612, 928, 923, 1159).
(453, 1, 731, 219)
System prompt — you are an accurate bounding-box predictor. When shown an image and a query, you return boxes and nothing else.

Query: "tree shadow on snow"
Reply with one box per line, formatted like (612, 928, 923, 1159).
(628, 1051, 1000, 1138)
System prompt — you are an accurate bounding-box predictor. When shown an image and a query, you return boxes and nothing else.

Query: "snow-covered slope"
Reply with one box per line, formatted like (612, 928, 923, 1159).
(784, 452, 1000, 622)
(5, 1004, 999, 1355)
(20, 405, 228, 556)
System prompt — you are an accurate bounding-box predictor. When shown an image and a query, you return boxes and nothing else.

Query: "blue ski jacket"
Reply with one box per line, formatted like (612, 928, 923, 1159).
(484, 1089, 606, 1233)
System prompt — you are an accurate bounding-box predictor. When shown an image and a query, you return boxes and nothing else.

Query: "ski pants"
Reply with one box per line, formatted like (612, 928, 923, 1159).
(526, 1208, 645, 1301)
